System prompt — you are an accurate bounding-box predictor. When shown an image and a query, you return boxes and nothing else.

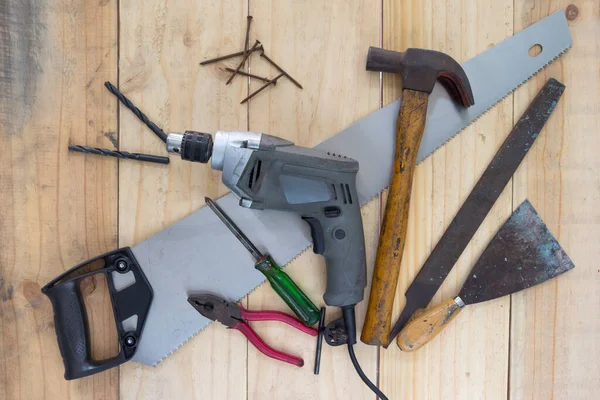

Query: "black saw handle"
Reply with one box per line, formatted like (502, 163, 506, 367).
(44, 279, 110, 379)
(42, 248, 153, 380)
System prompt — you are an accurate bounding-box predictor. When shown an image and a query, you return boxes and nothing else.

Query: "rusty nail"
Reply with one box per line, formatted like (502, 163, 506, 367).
(199, 46, 263, 65)
(240, 72, 285, 104)
(260, 52, 303, 89)
(224, 68, 273, 84)
(243, 16, 253, 53)
(227, 40, 261, 85)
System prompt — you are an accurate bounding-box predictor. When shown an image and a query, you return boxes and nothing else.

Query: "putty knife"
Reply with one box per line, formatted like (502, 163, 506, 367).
(397, 200, 575, 351)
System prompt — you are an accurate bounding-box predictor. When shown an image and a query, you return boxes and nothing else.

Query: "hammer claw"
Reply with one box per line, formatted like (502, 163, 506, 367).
(366, 46, 474, 107)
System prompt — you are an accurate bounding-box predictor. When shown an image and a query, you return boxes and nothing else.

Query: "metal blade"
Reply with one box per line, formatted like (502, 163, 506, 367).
(205, 197, 263, 261)
(318, 11, 571, 205)
(458, 200, 575, 305)
(129, 11, 572, 365)
(388, 77, 566, 343)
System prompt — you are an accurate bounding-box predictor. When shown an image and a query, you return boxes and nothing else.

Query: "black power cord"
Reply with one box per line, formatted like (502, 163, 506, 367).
(342, 306, 389, 400)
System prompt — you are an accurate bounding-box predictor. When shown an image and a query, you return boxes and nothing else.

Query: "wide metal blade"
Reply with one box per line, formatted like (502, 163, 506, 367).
(458, 200, 575, 305)
(129, 11, 572, 365)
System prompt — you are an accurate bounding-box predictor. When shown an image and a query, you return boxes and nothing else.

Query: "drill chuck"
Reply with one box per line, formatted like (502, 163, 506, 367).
(166, 131, 213, 163)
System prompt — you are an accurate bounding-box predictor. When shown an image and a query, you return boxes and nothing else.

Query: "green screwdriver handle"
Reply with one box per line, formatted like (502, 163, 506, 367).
(255, 255, 321, 326)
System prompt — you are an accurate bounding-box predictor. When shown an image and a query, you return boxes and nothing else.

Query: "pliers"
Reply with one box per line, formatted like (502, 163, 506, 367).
(188, 293, 318, 367)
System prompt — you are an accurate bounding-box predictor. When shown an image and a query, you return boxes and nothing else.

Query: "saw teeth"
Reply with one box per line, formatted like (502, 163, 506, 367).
(152, 243, 316, 366)
(417, 44, 572, 164)
(153, 43, 572, 366)
(147, 12, 572, 365)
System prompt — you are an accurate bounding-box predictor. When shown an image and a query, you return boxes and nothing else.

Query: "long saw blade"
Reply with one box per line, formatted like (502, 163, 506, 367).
(129, 11, 572, 365)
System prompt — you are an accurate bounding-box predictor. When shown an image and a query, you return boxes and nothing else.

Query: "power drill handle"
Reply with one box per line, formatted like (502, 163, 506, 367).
(211, 132, 368, 308)
(302, 196, 366, 307)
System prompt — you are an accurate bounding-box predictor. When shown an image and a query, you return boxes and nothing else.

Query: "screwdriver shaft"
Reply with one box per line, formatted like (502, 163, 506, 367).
(205, 196, 320, 326)
(205, 197, 263, 260)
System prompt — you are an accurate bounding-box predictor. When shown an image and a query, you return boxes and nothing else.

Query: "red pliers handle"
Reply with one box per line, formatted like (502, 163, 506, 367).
(189, 294, 318, 367)
(239, 307, 319, 335)
(232, 306, 317, 367)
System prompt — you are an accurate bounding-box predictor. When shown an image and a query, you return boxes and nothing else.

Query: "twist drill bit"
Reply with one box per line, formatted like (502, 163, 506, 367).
(69, 144, 170, 164)
(103, 81, 168, 143)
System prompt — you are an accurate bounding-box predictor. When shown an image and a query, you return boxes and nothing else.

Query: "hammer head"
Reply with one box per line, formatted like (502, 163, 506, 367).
(367, 47, 474, 107)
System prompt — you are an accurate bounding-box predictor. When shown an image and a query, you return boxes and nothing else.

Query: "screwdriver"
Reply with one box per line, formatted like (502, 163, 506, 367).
(205, 197, 320, 326)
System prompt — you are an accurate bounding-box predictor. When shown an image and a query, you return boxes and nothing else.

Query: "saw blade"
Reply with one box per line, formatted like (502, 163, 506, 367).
(129, 11, 572, 366)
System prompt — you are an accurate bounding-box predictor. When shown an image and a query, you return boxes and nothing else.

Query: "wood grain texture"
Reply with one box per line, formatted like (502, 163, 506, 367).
(510, 2, 600, 399)
(0, 0, 118, 399)
(3, 1, 600, 399)
(379, 1, 514, 399)
(246, 1, 381, 398)
(363, 89, 429, 346)
(397, 298, 462, 352)
(117, 1, 248, 399)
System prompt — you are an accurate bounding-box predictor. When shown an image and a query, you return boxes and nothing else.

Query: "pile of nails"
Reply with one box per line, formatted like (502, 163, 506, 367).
(200, 16, 303, 104)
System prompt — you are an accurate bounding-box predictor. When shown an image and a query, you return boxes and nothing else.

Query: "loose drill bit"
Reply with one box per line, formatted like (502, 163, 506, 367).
(69, 144, 170, 165)
(103, 81, 168, 143)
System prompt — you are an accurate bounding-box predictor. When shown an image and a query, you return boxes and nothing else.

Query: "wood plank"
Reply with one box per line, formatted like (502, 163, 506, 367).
(246, 1, 381, 398)
(117, 1, 249, 398)
(0, 0, 118, 398)
(511, 2, 600, 399)
(379, 1, 514, 399)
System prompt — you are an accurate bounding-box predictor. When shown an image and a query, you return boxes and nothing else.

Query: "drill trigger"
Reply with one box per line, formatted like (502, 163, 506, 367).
(302, 216, 325, 254)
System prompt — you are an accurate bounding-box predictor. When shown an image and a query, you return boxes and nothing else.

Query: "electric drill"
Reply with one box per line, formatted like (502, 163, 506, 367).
(166, 130, 386, 398)
(166, 130, 367, 309)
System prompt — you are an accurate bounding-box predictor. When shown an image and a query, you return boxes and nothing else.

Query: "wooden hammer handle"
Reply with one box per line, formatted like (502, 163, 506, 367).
(361, 89, 429, 346)
(396, 298, 463, 351)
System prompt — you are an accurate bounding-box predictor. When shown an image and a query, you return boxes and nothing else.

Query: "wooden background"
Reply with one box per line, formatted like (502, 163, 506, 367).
(1, 0, 598, 398)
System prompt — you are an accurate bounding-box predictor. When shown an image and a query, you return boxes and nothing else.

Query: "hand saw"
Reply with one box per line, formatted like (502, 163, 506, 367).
(131, 11, 571, 365)
(47, 11, 571, 370)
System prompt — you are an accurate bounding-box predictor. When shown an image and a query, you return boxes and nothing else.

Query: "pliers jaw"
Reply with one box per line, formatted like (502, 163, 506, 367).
(187, 294, 242, 327)
(188, 293, 318, 368)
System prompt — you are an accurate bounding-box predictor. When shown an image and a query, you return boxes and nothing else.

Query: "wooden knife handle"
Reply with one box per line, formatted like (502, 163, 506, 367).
(361, 89, 429, 346)
(396, 298, 463, 351)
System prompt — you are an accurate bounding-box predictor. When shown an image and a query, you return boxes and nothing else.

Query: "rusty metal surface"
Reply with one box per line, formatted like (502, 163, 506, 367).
(459, 200, 575, 304)
(188, 294, 241, 328)
(388, 78, 566, 343)
(366, 47, 474, 106)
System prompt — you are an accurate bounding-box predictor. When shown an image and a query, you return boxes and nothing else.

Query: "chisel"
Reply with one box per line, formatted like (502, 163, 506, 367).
(205, 197, 321, 326)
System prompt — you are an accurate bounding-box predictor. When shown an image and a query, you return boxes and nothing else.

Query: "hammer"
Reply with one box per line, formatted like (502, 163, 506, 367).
(361, 47, 474, 346)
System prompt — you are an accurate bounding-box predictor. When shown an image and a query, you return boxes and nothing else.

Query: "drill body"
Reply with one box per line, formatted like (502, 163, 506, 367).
(167, 130, 367, 308)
